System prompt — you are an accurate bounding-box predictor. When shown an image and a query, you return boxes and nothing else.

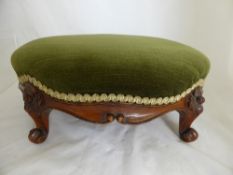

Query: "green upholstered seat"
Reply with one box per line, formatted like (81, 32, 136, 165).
(11, 34, 210, 105)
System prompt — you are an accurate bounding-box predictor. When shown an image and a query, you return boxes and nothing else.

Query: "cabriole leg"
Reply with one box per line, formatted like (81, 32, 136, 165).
(178, 87, 205, 142)
(20, 83, 51, 144)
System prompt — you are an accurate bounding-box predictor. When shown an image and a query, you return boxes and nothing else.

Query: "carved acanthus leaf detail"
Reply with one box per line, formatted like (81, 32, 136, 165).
(20, 83, 45, 116)
(186, 87, 205, 115)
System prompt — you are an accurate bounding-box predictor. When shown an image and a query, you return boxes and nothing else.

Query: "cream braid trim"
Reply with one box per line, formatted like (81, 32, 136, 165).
(18, 74, 204, 106)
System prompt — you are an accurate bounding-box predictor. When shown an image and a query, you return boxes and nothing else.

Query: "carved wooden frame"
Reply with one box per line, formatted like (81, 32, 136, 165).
(19, 82, 205, 144)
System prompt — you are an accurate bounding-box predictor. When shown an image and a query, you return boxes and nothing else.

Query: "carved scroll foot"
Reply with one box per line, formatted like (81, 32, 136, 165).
(180, 128, 198, 142)
(29, 128, 48, 144)
(19, 83, 51, 144)
(178, 87, 205, 142)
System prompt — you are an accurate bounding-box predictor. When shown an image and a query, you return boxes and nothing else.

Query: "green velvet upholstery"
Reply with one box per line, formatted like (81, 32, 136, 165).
(11, 34, 210, 98)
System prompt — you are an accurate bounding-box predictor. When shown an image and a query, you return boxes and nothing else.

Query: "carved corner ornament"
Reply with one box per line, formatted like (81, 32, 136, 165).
(19, 83, 45, 115)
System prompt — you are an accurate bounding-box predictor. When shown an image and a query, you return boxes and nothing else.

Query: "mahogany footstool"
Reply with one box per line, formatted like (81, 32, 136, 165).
(11, 35, 210, 144)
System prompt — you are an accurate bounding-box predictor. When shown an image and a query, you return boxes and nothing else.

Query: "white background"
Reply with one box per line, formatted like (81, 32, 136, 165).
(0, 0, 233, 175)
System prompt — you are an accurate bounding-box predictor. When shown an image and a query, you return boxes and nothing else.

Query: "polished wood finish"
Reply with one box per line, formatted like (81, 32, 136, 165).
(19, 83, 205, 144)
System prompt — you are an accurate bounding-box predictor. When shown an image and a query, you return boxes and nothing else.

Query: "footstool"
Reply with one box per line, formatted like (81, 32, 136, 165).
(11, 34, 210, 144)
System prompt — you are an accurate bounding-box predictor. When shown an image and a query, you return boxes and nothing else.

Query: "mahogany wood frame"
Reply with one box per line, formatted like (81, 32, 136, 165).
(19, 82, 205, 144)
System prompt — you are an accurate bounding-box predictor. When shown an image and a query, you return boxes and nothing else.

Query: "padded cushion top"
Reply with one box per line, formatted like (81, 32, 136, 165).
(11, 34, 210, 99)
